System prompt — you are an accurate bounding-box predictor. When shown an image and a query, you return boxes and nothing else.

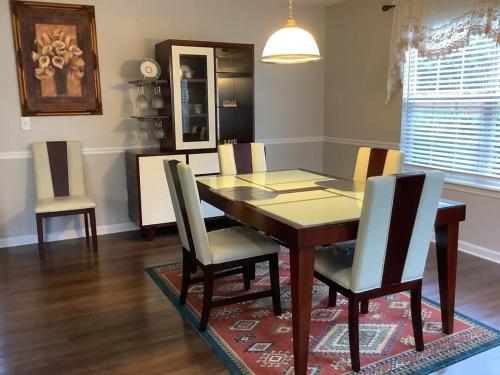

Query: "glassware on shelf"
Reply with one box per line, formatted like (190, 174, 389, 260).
(192, 104, 202, 114)
(135, 85, 148, 110)
(152, 86, 164, 109)
(137, 119, 149, 141)
(154, 120, 165, 139)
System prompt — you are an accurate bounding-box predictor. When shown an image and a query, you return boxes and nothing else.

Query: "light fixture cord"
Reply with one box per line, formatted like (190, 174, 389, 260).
(288, 0, 294, 20)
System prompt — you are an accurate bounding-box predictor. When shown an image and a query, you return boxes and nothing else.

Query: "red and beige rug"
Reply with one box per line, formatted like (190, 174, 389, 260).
(146, 248, 499, 374)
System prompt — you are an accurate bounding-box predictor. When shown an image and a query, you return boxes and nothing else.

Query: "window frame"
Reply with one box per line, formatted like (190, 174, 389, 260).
(401, 35, 500, 191)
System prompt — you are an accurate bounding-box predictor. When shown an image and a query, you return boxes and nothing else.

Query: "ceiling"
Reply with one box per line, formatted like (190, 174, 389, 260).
(258, 0, 348, 7)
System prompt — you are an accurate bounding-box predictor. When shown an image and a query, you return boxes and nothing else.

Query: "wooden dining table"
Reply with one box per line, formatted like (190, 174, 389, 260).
(196, 169, 466, 374)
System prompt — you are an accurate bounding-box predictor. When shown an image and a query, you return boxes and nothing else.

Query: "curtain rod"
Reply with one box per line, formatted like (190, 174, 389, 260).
(382, 4, 395, 11)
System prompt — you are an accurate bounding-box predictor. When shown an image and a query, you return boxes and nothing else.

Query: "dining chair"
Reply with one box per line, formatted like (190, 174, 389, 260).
(218, 142, 267, 175)
(326, 146, 405, 309)
(32, 141, 97, 260)
(314, 171, 444, 372)
(164, 159, 282, 331)
(353, 147, 404, 182)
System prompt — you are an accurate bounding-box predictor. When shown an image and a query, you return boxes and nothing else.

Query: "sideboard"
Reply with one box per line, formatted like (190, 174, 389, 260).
(125, 148, 223, 239)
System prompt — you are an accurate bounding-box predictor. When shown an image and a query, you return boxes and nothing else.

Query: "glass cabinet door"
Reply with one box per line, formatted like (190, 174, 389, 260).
(171, 45, 216, 150)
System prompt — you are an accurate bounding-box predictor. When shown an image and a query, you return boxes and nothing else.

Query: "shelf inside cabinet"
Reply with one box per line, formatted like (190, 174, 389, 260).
(181, 78, 207, 83)
(217, 106, 253, 109)
(128, 79, 169, 86)
(131, 115, 169, 120)
(216, 72, 253, 78)
(182, 113, 208, 118)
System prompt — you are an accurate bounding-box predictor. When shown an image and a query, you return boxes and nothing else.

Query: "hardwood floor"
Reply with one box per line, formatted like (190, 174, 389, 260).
(0, 229, 498, 374)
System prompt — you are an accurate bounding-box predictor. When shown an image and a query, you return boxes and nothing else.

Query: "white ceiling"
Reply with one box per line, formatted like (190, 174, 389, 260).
(257, 0, 348, 7)
(292, 0, 347, 5)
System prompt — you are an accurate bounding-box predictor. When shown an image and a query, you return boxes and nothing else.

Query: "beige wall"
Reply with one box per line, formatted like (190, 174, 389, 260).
(323, 0, 500, 259)
(0, 0, 325, 245)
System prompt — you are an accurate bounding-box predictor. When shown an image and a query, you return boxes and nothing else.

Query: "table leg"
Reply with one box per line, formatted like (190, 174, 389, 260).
(290, 247, 315, 375)
(434, 222, 459, 334)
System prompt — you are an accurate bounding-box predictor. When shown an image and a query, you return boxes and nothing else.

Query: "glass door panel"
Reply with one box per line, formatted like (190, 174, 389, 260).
(215, 47, 254, 145)
(172, 46, 216, 150)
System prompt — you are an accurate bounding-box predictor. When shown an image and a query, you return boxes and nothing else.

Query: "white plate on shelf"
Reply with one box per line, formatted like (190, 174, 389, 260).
(137, 58, 161, 79)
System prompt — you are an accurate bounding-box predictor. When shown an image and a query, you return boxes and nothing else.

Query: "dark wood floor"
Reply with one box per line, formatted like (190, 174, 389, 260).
(0, 229, 498, 374)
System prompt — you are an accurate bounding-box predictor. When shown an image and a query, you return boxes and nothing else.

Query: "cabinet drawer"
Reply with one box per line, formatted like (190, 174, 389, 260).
(189, 152, 220, 175)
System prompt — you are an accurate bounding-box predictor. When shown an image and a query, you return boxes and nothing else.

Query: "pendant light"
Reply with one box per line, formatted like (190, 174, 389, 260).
(261, 0, 322, 64)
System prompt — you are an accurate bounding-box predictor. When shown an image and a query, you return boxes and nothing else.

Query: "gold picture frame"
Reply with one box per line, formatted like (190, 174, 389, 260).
(11, 1, 102, 116)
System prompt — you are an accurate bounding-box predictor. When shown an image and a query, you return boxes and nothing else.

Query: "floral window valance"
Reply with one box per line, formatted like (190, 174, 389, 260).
(386, 0, 500, 102)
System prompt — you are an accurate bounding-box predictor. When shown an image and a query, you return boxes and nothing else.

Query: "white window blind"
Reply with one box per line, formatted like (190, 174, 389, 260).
(402, 36, 500, 179)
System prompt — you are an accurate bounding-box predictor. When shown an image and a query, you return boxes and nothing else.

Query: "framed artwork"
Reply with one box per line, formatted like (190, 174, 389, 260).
(11, 1, 102, 116)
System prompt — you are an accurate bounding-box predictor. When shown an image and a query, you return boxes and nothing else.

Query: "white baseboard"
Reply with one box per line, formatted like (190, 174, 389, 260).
(431, 236, 500, 264)
(455, 240, 500, 264)
(0, 222, 138, 249)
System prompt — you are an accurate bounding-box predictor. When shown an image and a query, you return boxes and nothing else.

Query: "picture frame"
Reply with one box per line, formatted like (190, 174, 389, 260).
(11, 1, 102, 116)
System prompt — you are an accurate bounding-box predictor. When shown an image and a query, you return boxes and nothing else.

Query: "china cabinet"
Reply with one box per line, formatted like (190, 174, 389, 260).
(155, 39, 255, 151)
(126, 40, 255, 239)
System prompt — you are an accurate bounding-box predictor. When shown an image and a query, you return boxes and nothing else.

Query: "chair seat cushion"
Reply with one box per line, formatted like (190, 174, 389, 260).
(314, 245, 355, 290)
(208, 226, 279, 264)
(35, 195, 96, 213)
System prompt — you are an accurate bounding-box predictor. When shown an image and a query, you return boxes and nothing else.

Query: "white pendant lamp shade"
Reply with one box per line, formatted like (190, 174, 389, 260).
(261, 1, 322, 64)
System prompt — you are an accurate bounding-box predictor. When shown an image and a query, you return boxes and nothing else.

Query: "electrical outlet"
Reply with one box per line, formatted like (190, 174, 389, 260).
(20, 117, 31, 130)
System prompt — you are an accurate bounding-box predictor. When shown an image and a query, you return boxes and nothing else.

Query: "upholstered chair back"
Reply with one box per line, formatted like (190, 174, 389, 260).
(353, 147, 404, 182)
(164, 159, 191, 255)
(218, 143, 267, 175)
(32, 141, 86, 201)
(350, 171, 444, 293)
(176, 162, 212, 265)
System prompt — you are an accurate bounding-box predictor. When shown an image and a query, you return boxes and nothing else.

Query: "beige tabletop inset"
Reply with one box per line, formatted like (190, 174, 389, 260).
(245, 189, 338, 206)
(197, 175, 266, 190)
(265, 179, 332, 192)
(237, 170, 329, 186)
(255, 196, 363, 229)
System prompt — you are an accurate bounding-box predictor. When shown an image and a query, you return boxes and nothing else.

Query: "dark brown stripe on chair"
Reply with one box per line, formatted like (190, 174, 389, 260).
(381, 173, 426, 286)
(167, 160, 197, 261)
(366, 148, 388, 179)
(46, 141, 69, 197)
(233, 143, 253, 174)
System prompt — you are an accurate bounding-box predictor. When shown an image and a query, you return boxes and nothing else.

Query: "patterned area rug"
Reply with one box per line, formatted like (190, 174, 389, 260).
(146, 248, 499, 374)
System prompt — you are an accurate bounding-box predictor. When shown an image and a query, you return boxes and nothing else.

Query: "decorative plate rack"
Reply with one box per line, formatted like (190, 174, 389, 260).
(129, 79, 169, 140)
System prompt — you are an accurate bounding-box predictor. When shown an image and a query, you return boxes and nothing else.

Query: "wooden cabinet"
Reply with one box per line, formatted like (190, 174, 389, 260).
(126, 40, 255, 240)
(125, 148, 223, 239)
(155, 40, 255, 151)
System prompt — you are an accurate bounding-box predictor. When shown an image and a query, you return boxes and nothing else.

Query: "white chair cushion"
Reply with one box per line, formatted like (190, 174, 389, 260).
(314, 246, 355, 290)
(209, 226, 279, 264)
(35, 195, 96, 213)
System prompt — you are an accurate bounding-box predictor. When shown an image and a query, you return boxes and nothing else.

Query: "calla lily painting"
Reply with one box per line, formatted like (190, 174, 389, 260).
(11, 1, 102, 116)
(32, 24, 85, 97)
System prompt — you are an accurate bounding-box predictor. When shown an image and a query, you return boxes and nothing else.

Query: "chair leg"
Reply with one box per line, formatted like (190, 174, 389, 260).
(348, 295, 361, 372)
(189, 255, 198, 274)
(328, 286, 337, 307)
(83, 212, 90, 244)
(179, 248, 191, 305)
(89, 208, 98, 252)
(36, 214, 45, 260)
(242, 264, 252, 291)
(411, 281, 425, 352)
(249, 263, 256, 280)
(361, 299, 369, 314)
(269, 253, 282, 316)
(199, 267, 214, 332)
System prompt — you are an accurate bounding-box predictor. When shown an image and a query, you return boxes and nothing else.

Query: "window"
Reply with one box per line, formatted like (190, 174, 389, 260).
(401, 36, 500, 179)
